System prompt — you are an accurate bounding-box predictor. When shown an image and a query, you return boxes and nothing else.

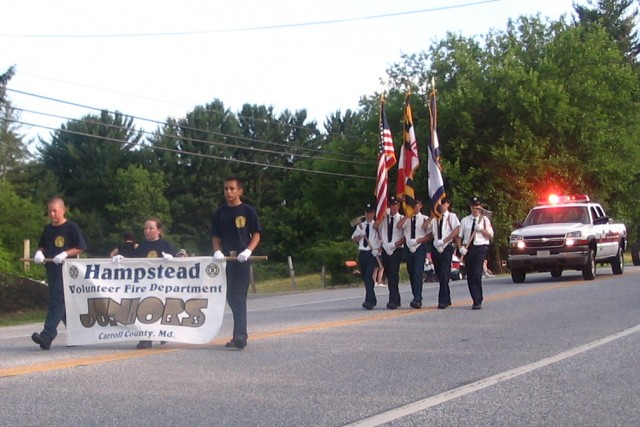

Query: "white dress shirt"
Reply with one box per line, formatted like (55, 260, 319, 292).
(460, 214, 494, 246)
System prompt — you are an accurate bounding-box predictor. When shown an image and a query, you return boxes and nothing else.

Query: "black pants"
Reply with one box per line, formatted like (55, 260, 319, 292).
(465, 245, 489, 306)
(358, 250, 378, 306)
(432, 244, 454, 306)
(382, 248, 403, 305)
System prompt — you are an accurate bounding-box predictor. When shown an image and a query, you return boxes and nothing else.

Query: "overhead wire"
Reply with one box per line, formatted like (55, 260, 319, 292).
(6, 117, 377, 180)
(7, 88, 373, 163)
(12, 105, 375, 166)
(0, 1, 500, 38)
(9, 72, 368, 144)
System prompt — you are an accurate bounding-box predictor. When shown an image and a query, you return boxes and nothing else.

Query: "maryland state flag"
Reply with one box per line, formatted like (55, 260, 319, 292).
(376, 98, 397, 222)
(396, 93, 420, 217)
(428, 79, 446, 218)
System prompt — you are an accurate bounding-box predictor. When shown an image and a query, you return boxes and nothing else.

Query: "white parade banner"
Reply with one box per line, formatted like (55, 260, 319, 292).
(62, 257, 226, 346)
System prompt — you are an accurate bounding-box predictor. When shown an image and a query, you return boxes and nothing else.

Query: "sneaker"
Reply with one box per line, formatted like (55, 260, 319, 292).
(31, 332, 51, 350)
(225, 338, 247, 350)
(136, 340, 152, 349)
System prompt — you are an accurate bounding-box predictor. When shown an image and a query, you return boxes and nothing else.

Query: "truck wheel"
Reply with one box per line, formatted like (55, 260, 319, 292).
(511, 269, 526, 283)
(632, 242, 640, 266)
(550, 269, 562, 278)
(611, 247, 624, 275)
(582, 248, 596, 280)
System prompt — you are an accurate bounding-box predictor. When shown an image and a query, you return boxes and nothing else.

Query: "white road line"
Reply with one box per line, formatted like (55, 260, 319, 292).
(345, 323, 640, 427)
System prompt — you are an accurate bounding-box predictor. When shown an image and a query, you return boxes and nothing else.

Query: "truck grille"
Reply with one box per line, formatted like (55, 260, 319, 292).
(523, 235, 566, 249)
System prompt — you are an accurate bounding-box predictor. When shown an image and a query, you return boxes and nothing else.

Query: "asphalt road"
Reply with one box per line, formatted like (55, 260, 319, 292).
(1, 266, 639, 426)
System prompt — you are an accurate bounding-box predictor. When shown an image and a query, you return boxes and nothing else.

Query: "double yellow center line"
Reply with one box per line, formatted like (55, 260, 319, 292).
(0, 277, 614, 378)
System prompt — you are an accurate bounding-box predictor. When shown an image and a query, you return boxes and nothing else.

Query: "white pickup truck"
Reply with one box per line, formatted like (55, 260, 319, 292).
(508, 195, 627, 283)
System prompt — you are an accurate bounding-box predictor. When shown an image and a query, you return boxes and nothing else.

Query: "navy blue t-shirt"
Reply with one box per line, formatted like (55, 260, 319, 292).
(209, 203, 262, 255)
(133, 239, 175, 258)
(38, 220, 87, 271)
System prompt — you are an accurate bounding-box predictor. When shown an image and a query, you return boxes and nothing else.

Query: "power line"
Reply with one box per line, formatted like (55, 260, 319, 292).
(7, 88, 374, 163)
(7, 118, 376, 181)
(1, 1, 500, 38)
(13, 105, 375, 166)
(10, 72, 366, 143)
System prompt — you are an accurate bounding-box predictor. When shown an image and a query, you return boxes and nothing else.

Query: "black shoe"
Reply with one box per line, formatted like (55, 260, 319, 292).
(472, 304, 482, 310)
(31, 332, 51, 350)
(386, 302, 399, 310)
(437, 303, 447, 309)
(225, 338, 247, 350)
(136, 340, 152, 349)
(447, 302, 452, 307)
(410, 301, 422, 309)
(362, 302, 375, 310)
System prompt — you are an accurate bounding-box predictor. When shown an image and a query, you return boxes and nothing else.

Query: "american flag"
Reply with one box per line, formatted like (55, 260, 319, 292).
(376, 100, 396, 222)
(428, 80, 445, 218)
(397, 93, 420, 217)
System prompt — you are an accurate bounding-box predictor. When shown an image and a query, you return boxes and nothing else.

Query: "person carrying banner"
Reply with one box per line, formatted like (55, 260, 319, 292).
(375, 196, 405, 309)
(210, 177, 262, 350)
(129, 217, 176, 349)
(429, 196, 460, 309)
(398, 199, 433, 309)
(458, 197, 494, 310)
(109, 230, 138, 257)
(31, 196, 87, 350)
(351, 203, 382, 310)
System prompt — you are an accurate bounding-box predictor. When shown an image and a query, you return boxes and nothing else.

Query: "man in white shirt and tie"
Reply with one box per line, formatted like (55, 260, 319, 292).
(399, 199, 432, 309)
(430, 197, 460, 309)
(458, 197, 494, 310)
(351, 203, 382, 310)
(376, 196, 405, 309)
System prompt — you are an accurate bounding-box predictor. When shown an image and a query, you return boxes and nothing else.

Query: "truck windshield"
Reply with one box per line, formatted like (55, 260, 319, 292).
(524, 206, 590, 226)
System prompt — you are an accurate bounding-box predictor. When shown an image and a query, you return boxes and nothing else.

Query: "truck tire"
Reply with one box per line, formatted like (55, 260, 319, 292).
(511, 269, 526, 283)
(611, 247, 624, 275)
(632, 242, 640, 266)
(582, 248, 596, 280)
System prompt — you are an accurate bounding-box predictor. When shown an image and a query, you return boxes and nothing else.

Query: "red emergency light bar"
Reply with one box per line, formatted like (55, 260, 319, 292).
(538, 194, 590, 205)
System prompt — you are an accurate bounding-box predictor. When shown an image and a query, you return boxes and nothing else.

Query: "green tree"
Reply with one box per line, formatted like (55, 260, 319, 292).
(0, 180, 46, 257)
(574, 0, 640, 63)
(105, 165, 171, 249)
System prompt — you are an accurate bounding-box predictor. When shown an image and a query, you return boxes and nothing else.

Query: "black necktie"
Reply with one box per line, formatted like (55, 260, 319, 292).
(388, 217, 394, 242)
(438, 218, 443, 239)
(364, 223, 370, 248)
(469, 218, 476, 245)
(411, 217, 416, 239)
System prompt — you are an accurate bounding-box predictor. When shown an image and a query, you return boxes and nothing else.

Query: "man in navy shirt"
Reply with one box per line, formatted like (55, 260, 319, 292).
(210, 177, 262, 350)
(32, 197, 87, 350)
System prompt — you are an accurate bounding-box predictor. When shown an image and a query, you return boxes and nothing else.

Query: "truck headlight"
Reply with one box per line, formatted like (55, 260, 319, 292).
(510, 235, 525, 249)
(565, 231, 581, 246)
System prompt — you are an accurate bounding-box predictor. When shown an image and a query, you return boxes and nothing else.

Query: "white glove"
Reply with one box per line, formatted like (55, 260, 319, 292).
(237, 249, 252, 262)
(409, 239, 418, 247)
(34, 250, 45, 264)
(435, 239, 444, 248)
(162, 252, 174, 260)
(213, 250, 225, 261)
(371, 249, 380, 257)
(384, 242, 395, 253)
(459, 247, 468, 256)
(112, 255, 125, 263)
(53, 251, 68, 265)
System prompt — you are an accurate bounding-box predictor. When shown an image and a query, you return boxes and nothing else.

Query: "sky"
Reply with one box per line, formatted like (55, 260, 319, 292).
(2, 0, 577, 142)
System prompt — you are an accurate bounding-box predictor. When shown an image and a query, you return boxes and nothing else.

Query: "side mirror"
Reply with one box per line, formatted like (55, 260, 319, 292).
(593, 216, 610, 225)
